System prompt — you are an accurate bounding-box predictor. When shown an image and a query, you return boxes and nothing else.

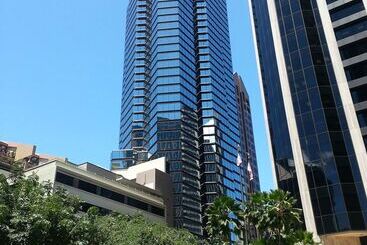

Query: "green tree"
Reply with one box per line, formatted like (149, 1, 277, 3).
(0, 168, 106, 245)
(243, 190, 317, 245)
(96, 214, 199, 245)
(205, 196, 242, 244)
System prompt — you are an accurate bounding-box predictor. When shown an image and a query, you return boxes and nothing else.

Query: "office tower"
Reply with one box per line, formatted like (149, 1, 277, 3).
(249, 0, 367, 244)
(234, 73, 260, 194)
(119, 0, 242, 236)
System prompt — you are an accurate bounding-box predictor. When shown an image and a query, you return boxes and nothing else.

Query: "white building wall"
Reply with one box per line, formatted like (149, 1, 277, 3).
(113, 157, 166, 180)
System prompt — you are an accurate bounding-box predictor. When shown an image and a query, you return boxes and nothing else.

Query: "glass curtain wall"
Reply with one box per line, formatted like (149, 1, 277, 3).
(120, 0, 243, 237)
(250, 0, 367, 237)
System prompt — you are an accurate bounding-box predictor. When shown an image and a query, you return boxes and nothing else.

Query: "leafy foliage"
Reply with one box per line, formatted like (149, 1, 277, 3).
(249, 230, 317, 245)
(97, 214, 199, 245)
(286, 230, 318, 245)
(243, 190, 318, 245)
(243, 190, 302, 239)
(204, 190, 318, 245)
(0, 169, 104, 245)
(205, 196, 242, 244)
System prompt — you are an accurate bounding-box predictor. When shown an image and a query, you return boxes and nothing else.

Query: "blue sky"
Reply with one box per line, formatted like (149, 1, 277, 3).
(0, 0, 274, 191)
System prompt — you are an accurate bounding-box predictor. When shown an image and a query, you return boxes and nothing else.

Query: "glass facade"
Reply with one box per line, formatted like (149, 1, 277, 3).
(119, 0, 243, 237)
(110, 149, 149, 170)
(250, 0, 300, 204)
(234, 73, 260, 195)
(326, 0, 367, 150)
(251, 0, 367, 238)
(194, 0, 242, 209)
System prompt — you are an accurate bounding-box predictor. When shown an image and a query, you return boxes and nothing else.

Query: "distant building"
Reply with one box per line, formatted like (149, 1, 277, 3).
(111, 149, 149, 170)
(234, 73, 260, 196)
(0, 141, 66, 172)
(234, 73, 260, 242)
(0, 141, 14, 175)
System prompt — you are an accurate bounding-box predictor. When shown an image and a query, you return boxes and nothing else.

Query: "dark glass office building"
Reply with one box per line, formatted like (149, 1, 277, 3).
(119, 0, 243, 237)
(249, 0, 367, 244)
(234, 73, 260, 194)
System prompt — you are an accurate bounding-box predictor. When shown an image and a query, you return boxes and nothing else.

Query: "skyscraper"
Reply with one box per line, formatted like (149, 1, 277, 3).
(119, 0, 243, 236)
(234, 73, 260, 194)
(249, 0, 367, 243)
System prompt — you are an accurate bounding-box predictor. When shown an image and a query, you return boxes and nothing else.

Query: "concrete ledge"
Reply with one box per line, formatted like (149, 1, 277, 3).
(333, 11, 367, 29)
(360, 126, 367, 136)
(348, 76, 367, 89)
(328, 0, 355, 10)
(321, 230, 367, 245)
(354, 100, 367, 111)
(343, 53, 367, 67)
(338, 30, 367, 46)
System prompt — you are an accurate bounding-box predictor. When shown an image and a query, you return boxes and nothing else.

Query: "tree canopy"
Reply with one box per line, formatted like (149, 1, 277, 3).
(204, 190, 318, 245)
(205, 195, 242, 244)
(243, 190, 317, 245)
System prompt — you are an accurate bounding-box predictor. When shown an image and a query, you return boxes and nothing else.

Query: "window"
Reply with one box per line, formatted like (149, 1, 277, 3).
(127, 197, 149, 211)
(78, 180, 97, 194)
(335, 17, 367, 40)
(357, 109, 367, 127)
(151, 206, 165, 217)
(330, 1, 365, 22)
(339, 38, 367, 60)
(351, 84, 367, 103)
(345, 60, 367, 81)
(55, 172, 74, 186)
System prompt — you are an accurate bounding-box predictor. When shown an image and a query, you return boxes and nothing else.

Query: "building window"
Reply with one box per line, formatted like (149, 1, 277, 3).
(127, 197, 149, 211)
(151, 205, 165, 217)
(357, 110, 367, 128)
(101, 187, 125, 203)
(345, 60, 367, 81)
(55, 171, 164, 217)
(55, 172, 74, 186)
(78, 180, 97, 194)
(351, 84, 367, 103)
(339, 38, 367, 60)
(330, 1, 365, 22)
(335, 17, 367, 40)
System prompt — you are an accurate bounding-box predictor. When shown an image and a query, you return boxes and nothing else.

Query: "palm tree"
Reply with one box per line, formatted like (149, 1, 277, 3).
(205, 196, 242, 244)
(243, 190, 303, 244)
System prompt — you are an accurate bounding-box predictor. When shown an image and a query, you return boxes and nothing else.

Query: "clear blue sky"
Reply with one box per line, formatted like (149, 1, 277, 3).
(0, 0, 274, 191)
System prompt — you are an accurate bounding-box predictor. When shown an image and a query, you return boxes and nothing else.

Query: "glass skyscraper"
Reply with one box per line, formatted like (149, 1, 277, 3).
(119, 0, 244, 237)
(249, 0, 367, 243)
(234, 73, 260, 194)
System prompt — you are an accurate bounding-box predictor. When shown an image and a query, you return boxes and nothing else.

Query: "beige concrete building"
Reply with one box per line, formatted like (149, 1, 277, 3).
(1, 141, 174, 225)
(25, 159, 171, 224)
(113, 157, 173, 226)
